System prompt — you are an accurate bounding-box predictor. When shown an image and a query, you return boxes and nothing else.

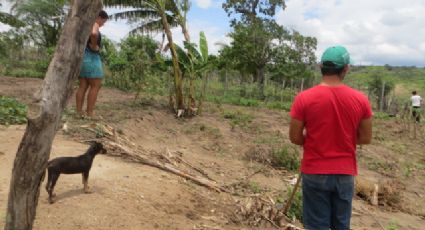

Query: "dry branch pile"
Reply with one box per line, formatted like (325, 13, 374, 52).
(81, 122, 304, 228)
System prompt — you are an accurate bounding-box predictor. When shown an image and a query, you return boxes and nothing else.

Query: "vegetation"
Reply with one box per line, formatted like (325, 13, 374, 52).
(271, 146, 300, 171)
(0, 96, 27, 125)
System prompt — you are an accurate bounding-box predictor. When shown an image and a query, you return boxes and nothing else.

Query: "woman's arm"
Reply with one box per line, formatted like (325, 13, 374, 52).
(88, 23, 100, 51)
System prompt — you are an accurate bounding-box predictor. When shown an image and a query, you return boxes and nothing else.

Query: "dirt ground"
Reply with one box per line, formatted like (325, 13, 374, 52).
(1, 76, 425, 229)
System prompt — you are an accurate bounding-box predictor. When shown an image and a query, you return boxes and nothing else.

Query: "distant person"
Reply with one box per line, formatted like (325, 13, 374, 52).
(289, 45, 373, 230)
(76, 10, 109, 119)
(411, 91, 422, 123)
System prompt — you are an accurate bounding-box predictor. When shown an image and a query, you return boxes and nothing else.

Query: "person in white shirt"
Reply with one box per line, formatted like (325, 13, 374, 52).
(411, 91, 422, 123)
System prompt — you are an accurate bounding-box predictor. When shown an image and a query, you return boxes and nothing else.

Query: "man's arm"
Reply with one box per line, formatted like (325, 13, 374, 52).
(289, 118, 305, 145)
(357, 118, 372, 144)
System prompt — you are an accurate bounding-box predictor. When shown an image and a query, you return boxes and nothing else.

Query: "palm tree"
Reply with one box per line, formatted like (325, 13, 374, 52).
(104, 0, 185, 113)
(0, 2, 24, 27)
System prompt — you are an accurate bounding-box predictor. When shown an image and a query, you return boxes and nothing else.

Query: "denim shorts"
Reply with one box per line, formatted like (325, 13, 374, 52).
(302, 174, 354, 230)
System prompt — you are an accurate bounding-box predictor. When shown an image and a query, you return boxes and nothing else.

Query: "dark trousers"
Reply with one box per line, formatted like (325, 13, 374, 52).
(412, 106, 420, 123)
(302, 174, 354, 230)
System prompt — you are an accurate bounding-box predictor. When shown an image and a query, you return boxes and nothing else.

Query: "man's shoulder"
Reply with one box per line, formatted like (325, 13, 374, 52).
(344, 86, 368, 99)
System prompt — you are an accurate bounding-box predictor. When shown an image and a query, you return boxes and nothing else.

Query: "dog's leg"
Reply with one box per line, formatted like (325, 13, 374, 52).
(45, 170, 52, 193)
(48, 173, 60, 204)
(82, 171, 92, 193)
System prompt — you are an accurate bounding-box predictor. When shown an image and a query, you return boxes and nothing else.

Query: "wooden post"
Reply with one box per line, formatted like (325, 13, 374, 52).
(300, 78, 305, 92)
(380, 81, 385, 111)
(4, 1, 102, 230)
(224, 70, 228, 96)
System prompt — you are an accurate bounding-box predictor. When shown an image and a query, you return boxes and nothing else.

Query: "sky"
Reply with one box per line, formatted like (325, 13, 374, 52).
(1, 0, 425, 67)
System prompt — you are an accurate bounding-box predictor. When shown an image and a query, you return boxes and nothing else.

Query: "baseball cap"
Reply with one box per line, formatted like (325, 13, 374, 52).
(320, 45, 352, 68)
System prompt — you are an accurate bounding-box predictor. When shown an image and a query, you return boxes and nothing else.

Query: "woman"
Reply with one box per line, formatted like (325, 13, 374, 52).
(76, 10, 109, 119)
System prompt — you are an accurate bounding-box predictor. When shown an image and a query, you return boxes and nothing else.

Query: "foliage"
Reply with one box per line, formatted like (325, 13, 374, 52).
(14, 0, 67, 47)
(104, 35, 167, 95)
(0, 96, 27, 125)
(103, 0, 180, 35)
(373, 111, 392, 120)
(223, 110, 253, 129)
(368, 74, 395, 110)
(220, 0, 316, 99)
(385, 220, 399, 230)
(271, 146, 300, 171)
(222, 0, 286, 26)
(287, 187, 303, 221)
(277, 187, 302, 221)
(0, 3, 24, 27)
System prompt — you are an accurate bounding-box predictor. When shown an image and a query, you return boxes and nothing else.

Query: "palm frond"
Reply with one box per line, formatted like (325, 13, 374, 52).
(112, 9, 159, 21)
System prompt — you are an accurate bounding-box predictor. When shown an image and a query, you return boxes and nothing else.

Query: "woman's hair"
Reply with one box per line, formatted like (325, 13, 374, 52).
(98, 10, 109, 19)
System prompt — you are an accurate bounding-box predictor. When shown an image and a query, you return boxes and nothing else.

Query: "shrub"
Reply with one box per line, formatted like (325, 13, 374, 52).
(0, 96, 27, 125)
(271, 146, 300, 171)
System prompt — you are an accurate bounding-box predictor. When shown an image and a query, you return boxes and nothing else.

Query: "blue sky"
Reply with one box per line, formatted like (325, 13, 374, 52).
(102, 0, 231, 54)
(2, 0, 425, 67)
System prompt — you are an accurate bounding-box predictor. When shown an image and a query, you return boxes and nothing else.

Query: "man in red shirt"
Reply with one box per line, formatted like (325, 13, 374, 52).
(289, 45, 372, 230)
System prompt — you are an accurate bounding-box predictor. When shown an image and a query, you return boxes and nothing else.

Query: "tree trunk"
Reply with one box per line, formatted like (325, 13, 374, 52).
(256, 66, 265, 99)
(160, 10, 184, 111)
(4, 1, 102, 230)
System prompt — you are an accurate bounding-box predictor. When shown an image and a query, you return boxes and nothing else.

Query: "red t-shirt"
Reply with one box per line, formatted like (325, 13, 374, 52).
(290, 85, 372, 175)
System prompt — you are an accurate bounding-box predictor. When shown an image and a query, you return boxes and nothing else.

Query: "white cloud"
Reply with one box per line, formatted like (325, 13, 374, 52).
(276, 0, 425, 66)
(194, 0, 212, 9)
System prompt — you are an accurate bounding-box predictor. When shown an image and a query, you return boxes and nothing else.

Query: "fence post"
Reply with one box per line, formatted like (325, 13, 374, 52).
(380, 81, 385, 111)
(300, 78, 305, 92)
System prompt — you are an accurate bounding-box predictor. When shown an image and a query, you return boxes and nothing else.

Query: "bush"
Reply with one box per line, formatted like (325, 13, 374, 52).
(271, 146, 300, 171)
(0, 96, 27, 125)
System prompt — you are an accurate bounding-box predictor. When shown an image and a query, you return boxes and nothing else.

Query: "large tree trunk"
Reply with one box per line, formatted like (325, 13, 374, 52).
(160, 9, 184, 112)
(4, 1, 102, 230)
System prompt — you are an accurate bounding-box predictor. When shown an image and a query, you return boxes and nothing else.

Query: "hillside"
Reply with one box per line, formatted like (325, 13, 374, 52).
(1, 76, 425, 229)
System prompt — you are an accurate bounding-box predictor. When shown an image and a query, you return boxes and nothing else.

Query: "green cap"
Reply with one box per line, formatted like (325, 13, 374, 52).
(320, 45, 351, 68)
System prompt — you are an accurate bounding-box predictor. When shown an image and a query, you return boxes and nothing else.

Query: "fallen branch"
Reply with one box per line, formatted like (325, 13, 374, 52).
(172, 150, 216, 182)
(103, 140, 223, 193)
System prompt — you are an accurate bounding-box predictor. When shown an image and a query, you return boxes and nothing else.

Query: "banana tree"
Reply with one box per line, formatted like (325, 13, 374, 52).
(104, 0, 185, 114)
(173, 31, 210, 115)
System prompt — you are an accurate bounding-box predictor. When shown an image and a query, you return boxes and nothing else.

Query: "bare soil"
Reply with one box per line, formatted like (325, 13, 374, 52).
(1, 76, 425, 229)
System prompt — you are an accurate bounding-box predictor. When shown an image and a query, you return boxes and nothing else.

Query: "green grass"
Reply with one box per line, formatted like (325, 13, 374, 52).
(222, 110, 253, 129)
(385, 219, 399, 230)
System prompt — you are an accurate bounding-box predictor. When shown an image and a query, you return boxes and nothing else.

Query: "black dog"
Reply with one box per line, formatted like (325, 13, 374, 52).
(45, 141, 107, 203)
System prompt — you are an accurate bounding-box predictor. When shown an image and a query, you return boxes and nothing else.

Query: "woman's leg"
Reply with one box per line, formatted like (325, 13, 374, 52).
(76, 77, 89, 116)
(86, 78, 102, 117)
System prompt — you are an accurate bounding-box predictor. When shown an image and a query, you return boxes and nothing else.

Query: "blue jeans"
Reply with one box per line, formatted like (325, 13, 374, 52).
(302, 174, 354, 230)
